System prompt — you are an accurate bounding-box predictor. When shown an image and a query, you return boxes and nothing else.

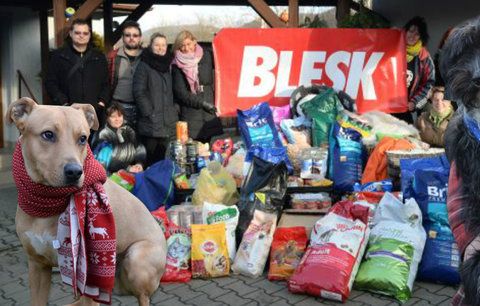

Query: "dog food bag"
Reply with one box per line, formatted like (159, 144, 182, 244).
(288, 201, 369, 302)
(414, 169, 461, 285)
(202, 202, 240, 262)
(191, 223, 230, 278)
(161, 225, 192, 283)
(232, 210, 277, 278)
(268, 227, 308, 281)
(353, 193, 426, 302)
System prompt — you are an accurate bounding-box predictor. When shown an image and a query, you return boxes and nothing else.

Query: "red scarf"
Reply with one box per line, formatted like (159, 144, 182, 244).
(12, 142, 116, 304)
(173, 44, 203, 93)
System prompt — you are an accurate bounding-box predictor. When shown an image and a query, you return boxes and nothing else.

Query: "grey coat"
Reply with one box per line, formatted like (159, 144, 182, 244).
(133, 61, 178, 138)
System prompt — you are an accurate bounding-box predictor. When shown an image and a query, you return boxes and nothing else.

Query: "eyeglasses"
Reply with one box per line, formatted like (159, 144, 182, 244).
(124, 33, 140, 38)
(73, 31, 90, 36)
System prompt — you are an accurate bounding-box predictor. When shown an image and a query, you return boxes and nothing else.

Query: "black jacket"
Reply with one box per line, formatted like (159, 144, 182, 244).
(172, 48, 223, 142)
(133, 61, 178, 138)
(45, 45, 109, 108)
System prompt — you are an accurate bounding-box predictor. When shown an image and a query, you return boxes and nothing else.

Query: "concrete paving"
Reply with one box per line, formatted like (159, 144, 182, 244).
(0, 143, 457, 305)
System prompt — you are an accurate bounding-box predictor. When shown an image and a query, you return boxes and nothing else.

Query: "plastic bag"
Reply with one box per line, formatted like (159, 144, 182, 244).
(271, 104, 291, 128)
(354, 193, 426, 302)
(192, 161, 239, 206)
(237, 157, 288, 241)
(268, 227, 308, 281)
(280, 116, 311, 146)
(191, 223, 230, 278)
(109, 169, 135, 191)
(329, 122, 365, 192)
(288, 201, 369, 302)
(414, 169, 460, 285)
(232, 210, 277, 278)
(161, 225, 192, 283)
(202, 202, 239, 262)
(245, 145, 293, 175)
(237, 102, 283, 150)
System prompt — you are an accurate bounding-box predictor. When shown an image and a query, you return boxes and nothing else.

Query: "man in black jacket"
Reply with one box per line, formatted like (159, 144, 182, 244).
(45, 19, 109, 128)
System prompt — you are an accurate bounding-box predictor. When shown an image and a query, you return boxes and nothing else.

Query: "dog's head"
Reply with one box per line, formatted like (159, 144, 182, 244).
(440, 16, 480, 113)
(6, 97, 99, 187)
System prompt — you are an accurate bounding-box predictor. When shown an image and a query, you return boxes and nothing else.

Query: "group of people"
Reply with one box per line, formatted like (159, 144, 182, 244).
(45, 19, 223, 174)
(398, 16, 454, 148)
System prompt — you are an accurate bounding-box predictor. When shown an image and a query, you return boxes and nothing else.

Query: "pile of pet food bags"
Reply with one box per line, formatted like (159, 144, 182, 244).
(141, 84, 460, 303)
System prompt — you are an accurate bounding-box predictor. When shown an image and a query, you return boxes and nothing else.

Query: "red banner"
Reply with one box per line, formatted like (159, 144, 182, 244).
(213, 28, 407, 116)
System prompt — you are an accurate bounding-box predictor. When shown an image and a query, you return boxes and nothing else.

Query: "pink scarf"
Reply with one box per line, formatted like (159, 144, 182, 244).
(12, 142, 116, 304)
(173, 44, 204, 93)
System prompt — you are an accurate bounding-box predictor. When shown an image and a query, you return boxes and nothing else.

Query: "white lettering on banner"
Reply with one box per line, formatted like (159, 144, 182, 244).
(237, 46, 385, 100)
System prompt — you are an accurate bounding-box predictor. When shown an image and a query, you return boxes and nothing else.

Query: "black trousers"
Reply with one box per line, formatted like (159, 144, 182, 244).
(140, 135, 171, 168)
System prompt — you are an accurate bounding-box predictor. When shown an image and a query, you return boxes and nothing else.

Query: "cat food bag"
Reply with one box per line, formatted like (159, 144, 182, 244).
(232, 210, 277, 278)
(151, 206, 169, 236)
(202, 202, 240, 262)
(161, 225, 192, 283)
(268, 227, 308, 281)
(288, 201, 369, 302)
(191, 223, 230, 278)
(353, 193, 426, 302)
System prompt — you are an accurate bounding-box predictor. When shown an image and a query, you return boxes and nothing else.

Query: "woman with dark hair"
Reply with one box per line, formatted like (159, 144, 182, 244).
(396, 16, 435, 124)
(172, 30, 223, 143)
(93, 103, 146, 174)
(133, 32, 178, 166)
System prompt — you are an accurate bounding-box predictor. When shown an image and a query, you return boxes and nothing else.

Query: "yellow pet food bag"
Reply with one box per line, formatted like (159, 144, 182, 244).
(191, 223, 230, 278)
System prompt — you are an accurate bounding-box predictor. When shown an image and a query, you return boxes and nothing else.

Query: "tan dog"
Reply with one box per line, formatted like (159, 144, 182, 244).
(6, 97, 166, 306)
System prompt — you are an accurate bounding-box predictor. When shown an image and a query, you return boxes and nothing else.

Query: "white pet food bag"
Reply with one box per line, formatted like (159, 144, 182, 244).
(202, 202, 239, 262)
(232, 210, 277, 278)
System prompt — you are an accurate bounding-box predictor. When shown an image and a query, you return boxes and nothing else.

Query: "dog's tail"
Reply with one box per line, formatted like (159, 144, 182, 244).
(460, 249, 480, 306)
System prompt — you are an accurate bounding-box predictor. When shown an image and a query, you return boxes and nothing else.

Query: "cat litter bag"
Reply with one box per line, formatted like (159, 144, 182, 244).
(191, 223, 230, 278)
(232, 210, 277, 278)
(328, 122, 365, 192)
(161, 225, 192, 283)
(400, 154, 449, 200)
(353, 192, 427, 302)
(202, 202, 239, 262)
(288, 201, 370, 302)
(238, 102, 283, 150)
(414, 169, 461, 285)
(268, 226, 308, 281)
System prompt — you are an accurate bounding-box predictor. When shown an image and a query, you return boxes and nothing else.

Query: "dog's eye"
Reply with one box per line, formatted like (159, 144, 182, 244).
(78, 135, 88, 145)
(41, 131, 55, 142)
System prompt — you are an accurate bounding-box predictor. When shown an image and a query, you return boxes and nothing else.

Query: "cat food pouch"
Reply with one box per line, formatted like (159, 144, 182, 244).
(268, 227, 308, 281)
(288, 201, 369, 302)
(191, 223, 230, 278)
(161, 225, 192, 283)
(232, 210, 277, 278)
(202, 202, 240, 262)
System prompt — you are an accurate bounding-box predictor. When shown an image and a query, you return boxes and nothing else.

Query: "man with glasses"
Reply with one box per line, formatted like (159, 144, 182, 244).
(45, 19, 109, 128)
(107, 21, 143, 128)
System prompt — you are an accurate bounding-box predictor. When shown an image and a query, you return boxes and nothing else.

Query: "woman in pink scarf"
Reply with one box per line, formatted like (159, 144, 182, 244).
(172, 30, 223, 143)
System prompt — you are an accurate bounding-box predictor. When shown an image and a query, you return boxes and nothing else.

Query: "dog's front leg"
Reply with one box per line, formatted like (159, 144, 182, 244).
(28, 259, 52, 306)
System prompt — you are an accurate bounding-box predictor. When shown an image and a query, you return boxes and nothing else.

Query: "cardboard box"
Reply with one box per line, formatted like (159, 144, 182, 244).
(277, 212, 324, 239)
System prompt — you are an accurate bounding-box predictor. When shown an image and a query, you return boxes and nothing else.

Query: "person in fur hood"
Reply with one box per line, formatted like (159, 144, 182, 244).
(93, 103, 146, 173)
(442, 16, 480, 306)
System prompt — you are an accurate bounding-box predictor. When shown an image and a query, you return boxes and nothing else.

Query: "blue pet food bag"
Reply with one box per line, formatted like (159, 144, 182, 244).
(328, 122, 364, 192)
(238, 102, 283, 150)
(413, 168, 460, 285)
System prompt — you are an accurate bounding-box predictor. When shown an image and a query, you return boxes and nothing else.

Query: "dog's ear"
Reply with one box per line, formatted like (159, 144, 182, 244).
(6, 97, 37, 132)
(71, 103, 99, 131)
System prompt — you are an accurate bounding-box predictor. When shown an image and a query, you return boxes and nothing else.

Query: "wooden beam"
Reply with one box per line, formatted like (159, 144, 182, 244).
(103, 0, 114, 53)
(248, 0, 286, 28)
(39, 8, 50, 104)
(112, 0, 154, 44)
(53, 0, 66, 47)
(336, 0, 351, 25)
(288, 0, 299, 28)
(65, 0, 103, 30)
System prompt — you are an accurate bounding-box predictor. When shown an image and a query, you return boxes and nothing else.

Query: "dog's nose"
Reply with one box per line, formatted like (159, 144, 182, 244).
(64, 163, 83, 183)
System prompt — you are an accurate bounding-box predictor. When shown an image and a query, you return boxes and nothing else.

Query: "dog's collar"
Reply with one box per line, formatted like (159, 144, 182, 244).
(464, 112, 480, 142)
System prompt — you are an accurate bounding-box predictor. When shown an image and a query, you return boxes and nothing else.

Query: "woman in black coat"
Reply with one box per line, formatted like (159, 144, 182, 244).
(133, 33, 178, 167)
(172, 30, 223, 143)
